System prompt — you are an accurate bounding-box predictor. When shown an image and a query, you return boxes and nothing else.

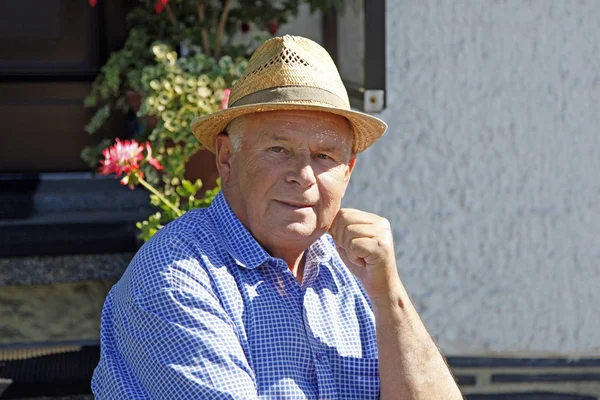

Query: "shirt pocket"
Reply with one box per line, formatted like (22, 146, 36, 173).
(328, 354, 379, 399)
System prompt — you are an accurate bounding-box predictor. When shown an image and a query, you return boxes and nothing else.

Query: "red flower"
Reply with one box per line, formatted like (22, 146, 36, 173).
(241, 22, 251, 33)
(154, 0, 164, 14)
(220, 88, 232, 110)
(100, 138, 144, 178)
(88, 0, 97, 7)
(100, 139, 163, 188)
(267, 20, 279, 35)
(145, 142, 163, 171)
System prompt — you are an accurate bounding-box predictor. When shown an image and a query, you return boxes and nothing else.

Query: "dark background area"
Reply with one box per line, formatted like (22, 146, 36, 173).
(0, 0, 130, 173)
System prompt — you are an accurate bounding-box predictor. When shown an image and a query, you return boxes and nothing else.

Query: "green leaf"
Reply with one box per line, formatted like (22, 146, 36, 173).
(175, 185, 188, 197)
(84, 105, 111, 135)
(182, 179, 196, 195)
(136, 212, 164, 242)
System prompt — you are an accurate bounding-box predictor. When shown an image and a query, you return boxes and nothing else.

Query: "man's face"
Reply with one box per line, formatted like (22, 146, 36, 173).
(216, 110, 356, 254)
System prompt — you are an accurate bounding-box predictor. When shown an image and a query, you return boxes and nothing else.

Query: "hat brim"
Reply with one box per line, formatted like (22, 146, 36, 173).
(191, 102, 387, 154)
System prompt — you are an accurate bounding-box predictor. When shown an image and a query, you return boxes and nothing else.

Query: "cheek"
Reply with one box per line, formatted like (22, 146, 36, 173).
(317, 168, 349, 205)
(239, 156, 282, 200)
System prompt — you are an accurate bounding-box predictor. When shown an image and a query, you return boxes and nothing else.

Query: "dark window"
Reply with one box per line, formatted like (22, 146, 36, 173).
(323, 0, 386, 113)
(0, 0, 129, 173)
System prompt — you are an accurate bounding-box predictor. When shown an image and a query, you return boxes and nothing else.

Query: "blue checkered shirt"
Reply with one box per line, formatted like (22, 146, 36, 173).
(92, 191, 380, 399)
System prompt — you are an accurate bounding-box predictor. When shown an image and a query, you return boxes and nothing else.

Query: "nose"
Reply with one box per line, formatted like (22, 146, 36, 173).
(285, 152, 316, 188)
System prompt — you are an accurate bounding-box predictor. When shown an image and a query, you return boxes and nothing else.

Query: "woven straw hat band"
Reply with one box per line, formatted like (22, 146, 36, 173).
(229, 86, 349, 109)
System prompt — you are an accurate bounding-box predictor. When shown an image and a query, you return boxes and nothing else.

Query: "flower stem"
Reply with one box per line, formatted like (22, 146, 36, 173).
(138, 177, 183, 217)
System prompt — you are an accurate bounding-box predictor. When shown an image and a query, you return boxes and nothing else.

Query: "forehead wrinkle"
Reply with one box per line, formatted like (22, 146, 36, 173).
(255, 127, 352, 156)
(248, 112, 352, 150)
(253, 129, 294, 147)
(269, 134, 293, 142)
(310, 129, 352, 152)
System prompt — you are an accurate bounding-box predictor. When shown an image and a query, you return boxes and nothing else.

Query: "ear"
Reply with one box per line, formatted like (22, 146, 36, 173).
(345, 155, 356, 183)
(215, 132, 234, 183)
(341, 155, 356, 197)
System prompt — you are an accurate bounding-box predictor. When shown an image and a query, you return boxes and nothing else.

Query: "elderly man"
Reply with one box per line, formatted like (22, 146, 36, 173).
(93, 35, 462, 399)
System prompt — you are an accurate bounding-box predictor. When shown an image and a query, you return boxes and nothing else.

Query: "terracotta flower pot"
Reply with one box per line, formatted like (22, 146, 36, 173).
(184, 149, 219, 196)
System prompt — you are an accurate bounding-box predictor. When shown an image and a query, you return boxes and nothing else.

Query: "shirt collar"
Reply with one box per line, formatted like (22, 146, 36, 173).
(305, 234, 333, 266)
(208, 191, 334, 271)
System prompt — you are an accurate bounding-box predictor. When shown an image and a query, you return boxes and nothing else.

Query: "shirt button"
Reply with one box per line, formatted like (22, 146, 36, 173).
(315, 352, 323, 362)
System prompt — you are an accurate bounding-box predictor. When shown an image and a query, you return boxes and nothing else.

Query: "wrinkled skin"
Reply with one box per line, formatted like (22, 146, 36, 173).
(215, 110, 355, 267)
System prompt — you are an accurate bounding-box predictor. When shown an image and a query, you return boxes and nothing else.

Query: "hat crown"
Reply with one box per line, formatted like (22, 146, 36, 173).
(228, 35, 350, 108)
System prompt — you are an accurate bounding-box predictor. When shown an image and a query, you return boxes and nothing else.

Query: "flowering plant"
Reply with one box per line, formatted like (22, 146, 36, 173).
(99, 138, 220, 241)
(89, 42, 242, 242)
(137, 43, 247, 186)
(84, 0, 347, 241)
(83, 0, 347, 140)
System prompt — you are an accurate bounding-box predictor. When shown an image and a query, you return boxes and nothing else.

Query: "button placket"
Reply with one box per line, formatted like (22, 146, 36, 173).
(311, 347, 336, 399)
(303, 288, 337, 399)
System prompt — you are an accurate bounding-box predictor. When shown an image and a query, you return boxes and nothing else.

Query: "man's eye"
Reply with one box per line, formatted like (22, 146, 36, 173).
(270, 146, 284, 153)
(316, 153, 330, 160)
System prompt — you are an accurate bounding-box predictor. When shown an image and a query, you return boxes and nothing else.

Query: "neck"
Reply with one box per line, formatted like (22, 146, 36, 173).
(269, 248, 306, 282)
(222, 188, 311, 283)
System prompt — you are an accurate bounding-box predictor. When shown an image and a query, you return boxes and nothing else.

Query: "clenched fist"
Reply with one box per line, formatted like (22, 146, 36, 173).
(329, 209, 464, 399)
(328, 208, 402, 302)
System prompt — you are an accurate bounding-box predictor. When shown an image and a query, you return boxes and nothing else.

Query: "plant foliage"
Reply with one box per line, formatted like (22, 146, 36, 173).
(84, 0, 347, 241)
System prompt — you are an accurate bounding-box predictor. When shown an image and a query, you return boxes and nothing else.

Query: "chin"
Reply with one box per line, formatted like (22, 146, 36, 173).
(276, 222, 321, 242)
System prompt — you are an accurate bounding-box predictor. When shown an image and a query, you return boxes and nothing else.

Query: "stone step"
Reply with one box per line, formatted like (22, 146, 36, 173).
(0, 173, 153, 257)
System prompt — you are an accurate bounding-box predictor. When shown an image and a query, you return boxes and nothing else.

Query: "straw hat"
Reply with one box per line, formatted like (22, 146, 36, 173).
(191, 35, 387, 154)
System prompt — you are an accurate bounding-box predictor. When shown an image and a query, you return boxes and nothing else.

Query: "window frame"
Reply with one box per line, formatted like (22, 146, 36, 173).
(322, 0, 386, 113)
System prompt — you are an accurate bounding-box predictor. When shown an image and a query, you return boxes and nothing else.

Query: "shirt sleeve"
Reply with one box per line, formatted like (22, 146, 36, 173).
(92, 233, 258, 400)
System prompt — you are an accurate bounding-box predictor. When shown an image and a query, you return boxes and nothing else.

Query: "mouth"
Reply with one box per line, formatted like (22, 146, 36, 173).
(275, 200, 315, 209)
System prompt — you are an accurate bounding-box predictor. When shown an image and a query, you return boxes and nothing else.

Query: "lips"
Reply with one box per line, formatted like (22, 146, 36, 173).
(275, 200, 315, 209)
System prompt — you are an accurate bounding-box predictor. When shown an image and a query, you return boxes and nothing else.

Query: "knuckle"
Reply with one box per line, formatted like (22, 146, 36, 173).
(343, 224, 353, 236)
(376, 217, 391, 232)
(377, 237, 394, 253)
(349, 239, 364, 254)
(379, 240, 391, 252)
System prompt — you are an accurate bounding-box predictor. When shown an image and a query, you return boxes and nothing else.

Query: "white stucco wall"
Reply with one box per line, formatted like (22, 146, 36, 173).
(279, 5, 322, 45)
(343, 0, 600, 355)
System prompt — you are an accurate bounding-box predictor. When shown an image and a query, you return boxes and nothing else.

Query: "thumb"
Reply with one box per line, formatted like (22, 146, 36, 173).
(333, 241, 366, 271)
(327, 207, 344, 237)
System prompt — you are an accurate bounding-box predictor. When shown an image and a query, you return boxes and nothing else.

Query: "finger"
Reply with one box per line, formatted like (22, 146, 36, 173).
(329, 209, 380, 240)
(337, 245, 367, 269)
(339, 208, 379, 219)
(349, 237, 385, 266)
(346, 249, 367, 269)
(337, 208, 381, 225)
(335, 223, 379, 250)
(334, 244, 348, 265)
(330, 214, 390, 246)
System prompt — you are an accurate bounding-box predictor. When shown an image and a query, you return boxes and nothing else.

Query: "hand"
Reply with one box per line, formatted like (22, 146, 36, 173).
(328, 208, 401, 301)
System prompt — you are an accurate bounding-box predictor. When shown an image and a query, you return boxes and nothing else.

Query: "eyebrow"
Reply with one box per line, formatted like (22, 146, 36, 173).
(318, 145, 343, 153)
(262, 131, 350, 153)
(268, 135, 292, 142)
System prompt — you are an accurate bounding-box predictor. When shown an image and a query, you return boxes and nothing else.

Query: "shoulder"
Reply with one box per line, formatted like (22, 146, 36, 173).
(120, 207, 224, 300)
